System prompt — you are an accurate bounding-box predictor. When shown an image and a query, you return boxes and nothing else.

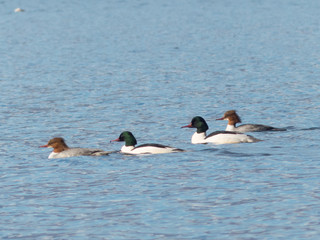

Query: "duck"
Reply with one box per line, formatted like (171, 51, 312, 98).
(216, 110, 286, 133)
(40, 137, 111, 159)
(14, 8, 25, 12)
(182, 116, 261, 144)
(111, 131, 184, 155)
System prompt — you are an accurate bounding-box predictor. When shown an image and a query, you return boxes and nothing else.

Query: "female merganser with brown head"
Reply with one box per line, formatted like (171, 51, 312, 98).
(216, 110, 286, 133)
(40, 137, 111, 159)
(111, 131, 184, 155)
(182, 116, 261, 144)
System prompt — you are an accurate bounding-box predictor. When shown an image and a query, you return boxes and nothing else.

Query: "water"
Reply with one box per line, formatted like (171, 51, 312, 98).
(1, 0, 320, 239)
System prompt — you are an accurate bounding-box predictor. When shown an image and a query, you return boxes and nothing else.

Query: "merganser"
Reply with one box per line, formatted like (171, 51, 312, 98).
(182, 116, 261, 144)
(216, 110, 286, 133)
(40, 137, 111, 159)
(14, 8, 25, 12)
(111, 131, 185, 155)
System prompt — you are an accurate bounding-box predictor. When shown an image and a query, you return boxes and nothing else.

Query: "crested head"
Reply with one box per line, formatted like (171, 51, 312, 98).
(47, 137, 67, 147)
(222, 110, 241, 125)
(46, 137, 69, 152)
(191, 116, 209, 133)
(118, 131, 137, 147)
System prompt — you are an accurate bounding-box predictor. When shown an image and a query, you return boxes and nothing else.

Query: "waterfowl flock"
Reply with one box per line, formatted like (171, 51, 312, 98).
(40, 110, 286, 158)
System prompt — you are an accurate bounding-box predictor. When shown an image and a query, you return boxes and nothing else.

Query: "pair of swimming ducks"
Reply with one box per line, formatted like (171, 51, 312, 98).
(41, 110, 286, 159)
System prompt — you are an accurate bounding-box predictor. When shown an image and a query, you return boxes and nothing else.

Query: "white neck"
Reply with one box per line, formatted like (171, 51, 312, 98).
(48, 151, 59, 159)
(121, 145, 134, 153)
(226, 124, 236, 131)
(191, 132, 207, 144)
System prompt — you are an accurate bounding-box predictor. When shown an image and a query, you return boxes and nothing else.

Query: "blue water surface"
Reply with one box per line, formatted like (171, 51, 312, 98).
(1, 0, 320, 239)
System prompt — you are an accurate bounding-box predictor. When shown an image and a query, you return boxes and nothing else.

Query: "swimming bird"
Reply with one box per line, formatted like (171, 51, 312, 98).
(111, 131, 184, 155)
(182, 116, 261, 144)
(216, 110, 286, 133)
(40, 137, 111, 159)
(14, 8, 25, 12)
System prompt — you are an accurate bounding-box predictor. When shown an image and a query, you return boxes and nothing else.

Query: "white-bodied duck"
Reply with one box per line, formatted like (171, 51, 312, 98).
(182, 116, 261, 144)
(111, 131, 184, 155)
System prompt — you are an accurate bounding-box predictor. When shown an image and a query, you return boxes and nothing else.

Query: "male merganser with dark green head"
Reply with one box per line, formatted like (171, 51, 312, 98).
(111, 131, 184, 155)
(182, 116, 261, 144)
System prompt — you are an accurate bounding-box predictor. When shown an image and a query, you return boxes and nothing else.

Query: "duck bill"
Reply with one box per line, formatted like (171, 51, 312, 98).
(181, 123, 192, 128)
(216, 117, 225, 120)
(39, 144, 49, 148)
(110, 138, 120, 143)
